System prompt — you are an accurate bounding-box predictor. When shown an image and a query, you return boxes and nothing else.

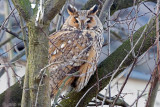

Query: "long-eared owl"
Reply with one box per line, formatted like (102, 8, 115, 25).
(49, 4, 103, 98)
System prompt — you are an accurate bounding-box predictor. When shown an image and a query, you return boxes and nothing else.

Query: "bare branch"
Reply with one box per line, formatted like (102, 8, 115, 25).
(0, 26, 23, 40)
(0, 41, 23, 57)
(102, 16, 154, 105)
(10, 49, 25, 63)
(83, 0, 156, 17)
(11, 0, 33, 21)
(43, 0, 67, 22)
(112, 58, 138, 106)
(97, 93, 129, 107)
(145, 0, 160, 106)
(99, 0, 114, 23)
(0, 8, 15, 32)
(56, 3, 67, 31)
(0, 36, 14, 48)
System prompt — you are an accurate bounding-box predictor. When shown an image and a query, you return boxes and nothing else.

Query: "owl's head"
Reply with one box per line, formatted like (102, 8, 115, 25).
(63, 4, 102, 30)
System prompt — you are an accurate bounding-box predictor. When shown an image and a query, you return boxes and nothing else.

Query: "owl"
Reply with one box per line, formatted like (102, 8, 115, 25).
(48, 4, 103, 99)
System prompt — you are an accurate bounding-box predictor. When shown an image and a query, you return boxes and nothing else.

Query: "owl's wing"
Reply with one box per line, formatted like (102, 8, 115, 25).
(49, 30, 98, 96)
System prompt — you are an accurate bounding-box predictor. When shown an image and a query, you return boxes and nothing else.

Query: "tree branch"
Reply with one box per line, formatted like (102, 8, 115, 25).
(11, 0, 33, 21)
(10, 49, 25, 63)
(97, 93, 129, 107)
(0, 79, 23, 107)
(0, 36, 14, 48)
(43, 0, 67, 22)
(83, 0, 156, 15)
(0, 26, 23, 40)
(99, 0, 114, 24)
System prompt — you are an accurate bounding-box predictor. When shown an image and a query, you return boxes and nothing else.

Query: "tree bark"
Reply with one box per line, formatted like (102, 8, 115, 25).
(83, 0, 156, 15)
(22, 22, 50, 107)
(9, 0, 66, 107)
(11, 0, 33, 21)
(145, 69, 159, 107)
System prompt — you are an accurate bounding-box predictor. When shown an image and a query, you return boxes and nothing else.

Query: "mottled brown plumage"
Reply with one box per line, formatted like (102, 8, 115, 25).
(48, 4, 103, 98)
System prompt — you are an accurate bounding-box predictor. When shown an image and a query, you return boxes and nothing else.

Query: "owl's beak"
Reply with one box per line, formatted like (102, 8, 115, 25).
(80, 21, 85, 30)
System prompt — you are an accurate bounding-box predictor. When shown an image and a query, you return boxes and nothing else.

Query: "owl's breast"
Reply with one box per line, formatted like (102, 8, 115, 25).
(48, 29, 104, 94)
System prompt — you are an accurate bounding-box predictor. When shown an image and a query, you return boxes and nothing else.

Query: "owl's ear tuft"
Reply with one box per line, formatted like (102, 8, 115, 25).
(88, 5, 98, 15)
(67, 4, 77, 15)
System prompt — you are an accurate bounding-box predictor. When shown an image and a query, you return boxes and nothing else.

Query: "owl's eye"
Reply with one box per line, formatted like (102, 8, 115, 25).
(87, 19, 91, 23)
(87, 18, 92, 23)
(75, 19, 79, 23)
(74, 17, 79, 23)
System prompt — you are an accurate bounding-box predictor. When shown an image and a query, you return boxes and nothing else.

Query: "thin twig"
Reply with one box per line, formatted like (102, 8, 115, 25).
(0, 36, 14, 48)
(75, 72, 113, 107)
(8, 0, 21, 29)
(142, 2, 156, 16)
(97, 93, 129, 107)
(0, 26, 22, 40)
(101, 15, 153, 107)
(0, 41, 23, 57)
(0, 8, 15, 32)
(111, 58, 138, 106)
(130, 77, 151, 106)
(34, 69, 47, 107)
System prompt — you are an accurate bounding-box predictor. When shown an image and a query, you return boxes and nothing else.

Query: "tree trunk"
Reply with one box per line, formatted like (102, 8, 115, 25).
(9, 0, 66, 106)
(21, 21, 50, 107)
